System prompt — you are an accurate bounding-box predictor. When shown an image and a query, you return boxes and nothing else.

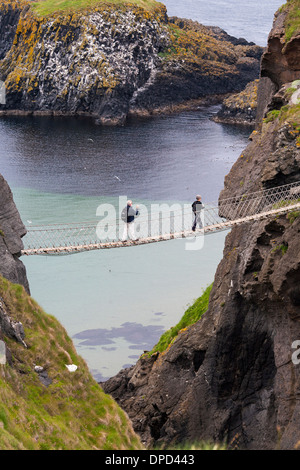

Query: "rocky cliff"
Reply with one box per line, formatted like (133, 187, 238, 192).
(213, 79, 259, 125)
(0, 275, 143, 450)
(0, 0, 262, 124)
(0, 172, 142, 450)
(0, 174, 30, 294)
(103, 1, 300, 450)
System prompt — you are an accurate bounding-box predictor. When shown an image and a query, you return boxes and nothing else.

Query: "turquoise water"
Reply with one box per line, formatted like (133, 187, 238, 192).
(0, 0, 282, 380)
(4, 108, 250, 380)
(21, 228, 227, 380)
(14, 188, 229, 381)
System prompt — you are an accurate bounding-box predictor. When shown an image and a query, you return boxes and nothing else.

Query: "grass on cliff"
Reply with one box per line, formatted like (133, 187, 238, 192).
(280, 0, 300, 42)
(263, 101, 300, 146)
(31, 0, 161, 16)
(160, 20, 238, 67)
(148, 284, 212, 356)
(0, 276, 142, 450)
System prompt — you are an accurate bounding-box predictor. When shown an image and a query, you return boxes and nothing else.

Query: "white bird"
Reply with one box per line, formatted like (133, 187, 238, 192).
(114, 175, 121, 181)
(88, 138, 94, 142)
(27, 220, 32, 224)
(65, 364, 77, 372)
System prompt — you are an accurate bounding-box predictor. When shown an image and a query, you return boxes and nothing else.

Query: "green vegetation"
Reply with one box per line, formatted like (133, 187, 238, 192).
(285, 85, 298, 99)
(0, 276, 142, 450)
(283, 0, 300, 42)
(31, 0, 161, 16)
(148, 284, 212, 356)
(222, 79, 259, 111)
(160, 20, 238, 67)
(0, 0, 260, 110)
(271, 243, 288, 255)
(263, 94, 300, 146)
(288, 210, 300, 223)
(0, 276, 218, 450)
(272, 198, 300, 210)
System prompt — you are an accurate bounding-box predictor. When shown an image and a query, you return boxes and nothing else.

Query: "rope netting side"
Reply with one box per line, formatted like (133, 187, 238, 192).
(22, 181, 300, 253)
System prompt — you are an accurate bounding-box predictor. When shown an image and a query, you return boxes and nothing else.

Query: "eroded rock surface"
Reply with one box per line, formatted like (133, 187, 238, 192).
(0, 174, 30, 294)
(103, 4, 300, 450)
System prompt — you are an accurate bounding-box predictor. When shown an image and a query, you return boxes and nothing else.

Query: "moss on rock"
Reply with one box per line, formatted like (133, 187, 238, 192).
(0, 0, 263, 123)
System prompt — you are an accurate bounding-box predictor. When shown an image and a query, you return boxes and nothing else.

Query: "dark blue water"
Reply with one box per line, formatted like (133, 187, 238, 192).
(1, 108, 251, 203)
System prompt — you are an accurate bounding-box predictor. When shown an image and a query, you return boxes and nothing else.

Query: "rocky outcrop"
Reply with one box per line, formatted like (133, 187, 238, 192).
(103, 2, 300, 450)
(0, 174, 142, 450)
(213, 79, 259, 125)
(0, 0, 263, 124)
(0, 295, 27, 351)
(0, 274, 143, 450)
(0, 0, 22, 60)
(0, 173, 30, 294)
(257, 2, 300, 123)
(261, 4, 300, 88)
(0, 172, 30, 372)
(214, 3, 300, 127)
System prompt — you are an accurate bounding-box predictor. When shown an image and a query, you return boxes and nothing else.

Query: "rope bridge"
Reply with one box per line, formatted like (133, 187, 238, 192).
(21, 181, 300, 256)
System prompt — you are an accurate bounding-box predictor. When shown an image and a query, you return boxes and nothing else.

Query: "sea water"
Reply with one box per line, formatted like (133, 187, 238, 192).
(0, 0, 283, 380)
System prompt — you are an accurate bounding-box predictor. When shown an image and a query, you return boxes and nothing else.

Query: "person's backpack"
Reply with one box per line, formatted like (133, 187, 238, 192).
(121, 206, 128, 222)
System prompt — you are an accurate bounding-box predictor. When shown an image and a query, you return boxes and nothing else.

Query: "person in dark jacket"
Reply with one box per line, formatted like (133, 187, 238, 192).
(122, 200, 139, 240)
(192, 195, 204, 231)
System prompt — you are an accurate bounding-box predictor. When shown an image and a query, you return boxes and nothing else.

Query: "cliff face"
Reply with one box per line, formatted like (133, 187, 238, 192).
(0, 275, 143, 450)
(0, 0, 21, 60)
(213, 79, 259, 125)
(103, 3, 300, 450)
(0, 0, 262, 124)
(0, 174, 30, 294)
(0, 174, 142, 450)
(261, 3, 300, 88)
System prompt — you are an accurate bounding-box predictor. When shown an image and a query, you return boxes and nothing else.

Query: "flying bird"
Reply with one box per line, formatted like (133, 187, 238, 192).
(114, 175, 121, 181)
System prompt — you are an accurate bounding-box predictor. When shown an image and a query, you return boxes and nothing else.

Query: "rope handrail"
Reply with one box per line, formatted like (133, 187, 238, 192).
(25, 181, 300, 229)
(218, 180, 300, 204)
(21, 181, 300, 255)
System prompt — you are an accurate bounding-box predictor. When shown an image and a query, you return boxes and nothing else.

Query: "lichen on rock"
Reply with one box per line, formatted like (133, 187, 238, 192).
(213, 79, 259, 125)
(0, 174, 30, 294)
(0, 0, 263, 124)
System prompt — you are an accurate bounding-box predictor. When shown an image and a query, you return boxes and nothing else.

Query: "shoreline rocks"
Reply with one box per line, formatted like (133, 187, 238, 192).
(0, 0, 263, 125)
(212, 79, 259, 126)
